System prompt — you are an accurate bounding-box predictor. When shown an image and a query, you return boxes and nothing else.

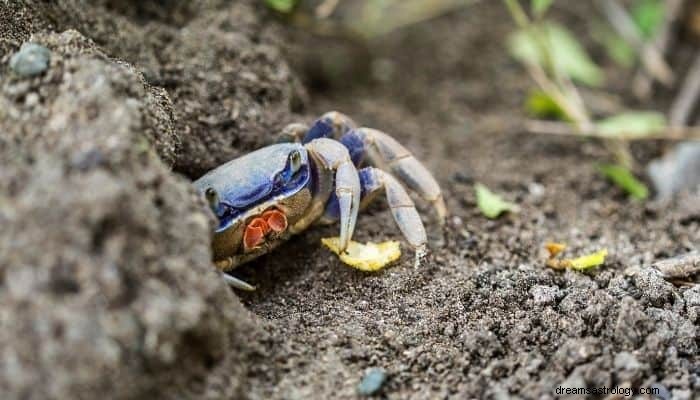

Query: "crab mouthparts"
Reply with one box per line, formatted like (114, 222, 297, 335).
(243, 209, 288, 252)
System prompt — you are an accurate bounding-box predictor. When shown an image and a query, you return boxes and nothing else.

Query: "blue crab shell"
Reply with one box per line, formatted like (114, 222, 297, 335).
(194, 143, 311, 232)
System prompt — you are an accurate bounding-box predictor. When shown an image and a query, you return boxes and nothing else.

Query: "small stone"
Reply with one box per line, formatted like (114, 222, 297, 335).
(443, 323, 455, 337)
(652, 252, 700, 279)
(530, 285, 561, 306)
(357, 368, 386, 396)
(633, 268, 674, 307)
(650, 383, 671, 400)
(613, 351, 640, 370)
(670, 388, 691, 400)
(683, 285, 700, 307)
(9, 43, 51, 77)
(647, 142, 700, 199)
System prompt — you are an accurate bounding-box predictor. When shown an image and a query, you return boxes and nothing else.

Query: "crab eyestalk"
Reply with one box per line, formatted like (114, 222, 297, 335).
(205, 187, 220, 214)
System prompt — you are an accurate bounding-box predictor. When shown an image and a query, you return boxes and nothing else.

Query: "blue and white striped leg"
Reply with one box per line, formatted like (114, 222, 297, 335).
(323, 167, 428, 266)
(302, 111, 357, 144)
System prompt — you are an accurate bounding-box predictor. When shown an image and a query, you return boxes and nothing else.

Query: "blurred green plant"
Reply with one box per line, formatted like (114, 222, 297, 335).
(503, 0, 670, 200)
(525, 90, 568, 120)
(265, 0, 476, 39)
(508, 22, 604, 87)
(475, 183, 519, 219)
(596, 111, 667, 139)
(530, 0, 553, 18)
(597, 163, 649, 200)
(590, 21, 636, 68)
(265, 0, 298, 13)
(630, 0, 665, 39)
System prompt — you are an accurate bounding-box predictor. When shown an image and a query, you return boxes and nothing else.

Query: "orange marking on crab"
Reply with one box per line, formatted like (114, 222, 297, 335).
(243, 218, 268, 252)
(248, 217, 270, 234)
(262, 209, 288, 232)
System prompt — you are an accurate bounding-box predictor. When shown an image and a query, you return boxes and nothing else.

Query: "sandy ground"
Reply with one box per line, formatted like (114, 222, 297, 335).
(0, 1, 697, 399)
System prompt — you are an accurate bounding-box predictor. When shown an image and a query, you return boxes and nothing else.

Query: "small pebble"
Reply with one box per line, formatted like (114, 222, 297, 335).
(357, 368, 386, 396)
(649, 383, 671, 400)
(652, 252, 700, 279)
(647, 142, 700, 199)
(9, 43, 51, 77)
(530, 285, 561, 306)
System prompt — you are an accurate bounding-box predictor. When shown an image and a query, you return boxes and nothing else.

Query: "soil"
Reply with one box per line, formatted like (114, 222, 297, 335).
(0, 1, 698, 400)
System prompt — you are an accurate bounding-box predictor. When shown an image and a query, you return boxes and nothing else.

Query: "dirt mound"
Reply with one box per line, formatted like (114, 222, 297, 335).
(1, 0, 305, 176)
(0, 28, 262, 400)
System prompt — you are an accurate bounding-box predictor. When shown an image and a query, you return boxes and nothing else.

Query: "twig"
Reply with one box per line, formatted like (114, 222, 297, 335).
(354, 0, 479, 39)
(597, 0, 674, 86)
(526, 63, 591, 128)
(670, 51, 700, 126)
(524, 119, 700, 141)
(633, 0, 686, 98)
(316, 0, 341, 18)
(504, 0, 529, 27)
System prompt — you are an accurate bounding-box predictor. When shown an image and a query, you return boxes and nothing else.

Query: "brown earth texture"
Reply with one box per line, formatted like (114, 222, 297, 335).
(0, 1, 698, 399)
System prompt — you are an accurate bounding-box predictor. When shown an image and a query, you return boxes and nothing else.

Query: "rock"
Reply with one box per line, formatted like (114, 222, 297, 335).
(9, 43, 50, 76)
(357, 368, 387, 396)
(670, 388, 692, 400)
(683, 285, 700, 307)
(652, 252, 700, 279)
(614, 297, 653, 348)
(0, 31, 258, 400)
(613, 351, 644, 382)
(647, 142, 700, 199)
(645, 308, 697, 355)
(530, 284, 561, 306)
(650, 383, 672, 400)
(633, 268, 674, 307)
(552, 338, 601, 370)
(557, 369, 586, 400)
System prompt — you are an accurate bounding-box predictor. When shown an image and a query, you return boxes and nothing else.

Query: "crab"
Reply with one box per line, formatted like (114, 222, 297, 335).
(194, 112, 445, 290)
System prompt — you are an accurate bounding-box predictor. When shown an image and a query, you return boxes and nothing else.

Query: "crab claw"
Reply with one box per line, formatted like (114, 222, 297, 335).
(262, 209, 288, 232)
(244, 218, 269, 252)
(248, 217, 270, 234)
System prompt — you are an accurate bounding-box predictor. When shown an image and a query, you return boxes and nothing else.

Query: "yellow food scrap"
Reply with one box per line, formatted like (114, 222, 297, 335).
(321, 237, 401, 272)
(569, 249, 608, 270)
(545, 245, 608, 272)
(545, 242, 567, 258)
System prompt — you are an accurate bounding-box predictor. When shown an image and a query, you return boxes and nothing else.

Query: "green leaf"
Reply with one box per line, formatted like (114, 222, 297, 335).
(475, 183, 519, 219)
(265, 0, 297, 13)
(596, 111, 666, 139)
(598, 163, 649, 200)
(569, 249, 608, 271)
(531, 0, 554, 18)
(525, 90, 569, 120)
(590, 22, 636, 68)
(631, 0, 665, 39)
(507, 22, 604, 87)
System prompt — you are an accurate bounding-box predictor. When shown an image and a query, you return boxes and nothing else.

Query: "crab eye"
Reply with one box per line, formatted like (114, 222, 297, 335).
(205, 187, 219, 211)
(289, 150, 302, 173)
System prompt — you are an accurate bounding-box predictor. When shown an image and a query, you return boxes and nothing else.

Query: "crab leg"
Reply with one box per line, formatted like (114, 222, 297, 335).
(334, 159, 361, 251)
(278, 111, 358, 145)
(323, 167, 428, 265)
(278, 122, 309, 143)
(368, 167, 427, 248)
(352, 127, 446, 222)
(222, 273, 256, 291)
(304, 111, 445, 222)
(307, 138, 361, 252)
